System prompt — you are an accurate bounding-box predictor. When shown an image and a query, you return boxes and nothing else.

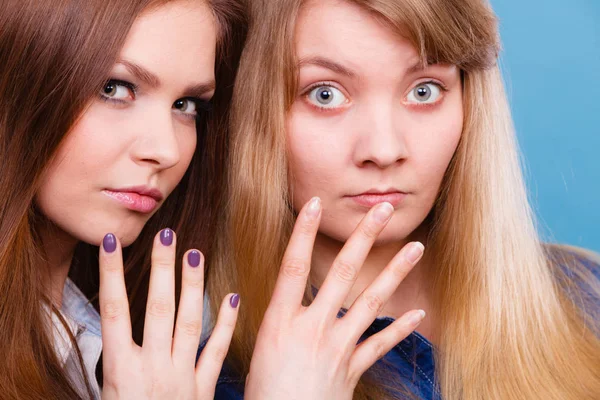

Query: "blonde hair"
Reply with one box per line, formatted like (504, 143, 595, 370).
(208, 0, 600, 398)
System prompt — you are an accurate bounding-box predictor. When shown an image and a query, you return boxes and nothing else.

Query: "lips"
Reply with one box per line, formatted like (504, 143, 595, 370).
(346, 190, 408, 208)
(102, 186, 164, 213)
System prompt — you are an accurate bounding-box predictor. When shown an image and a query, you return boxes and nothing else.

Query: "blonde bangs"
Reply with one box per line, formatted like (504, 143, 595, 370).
(346, 0, 499, 71)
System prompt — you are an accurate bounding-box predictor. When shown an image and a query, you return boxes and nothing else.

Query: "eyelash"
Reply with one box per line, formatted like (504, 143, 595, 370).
(302, 81, 348, 113)
(99, 79, 137, 104)
(99, 78, 212, 120)
(405, 80, 449, 109)
(300, 79, 449, 112)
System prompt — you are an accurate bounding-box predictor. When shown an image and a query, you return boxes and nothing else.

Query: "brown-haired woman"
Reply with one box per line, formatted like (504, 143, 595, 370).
(0, 0, 246, 398)
(206, 0, 600, 399)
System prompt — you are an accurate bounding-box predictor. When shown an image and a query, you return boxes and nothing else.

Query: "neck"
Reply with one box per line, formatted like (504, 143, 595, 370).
(310, 223, 436, 340)
(38, 220, 78, 308)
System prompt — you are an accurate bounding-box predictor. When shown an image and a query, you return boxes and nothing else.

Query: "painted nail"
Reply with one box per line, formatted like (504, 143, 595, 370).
(373, 202, 394, 223)
(306, 197, 321, 218)
(160, 228, 173, 246)
(188, 250, 201, 268)
(405, 242, 425, 265)
(409, 310, 426, 326)
(229, 293, 240, 308)
(103, 233, 117, 253)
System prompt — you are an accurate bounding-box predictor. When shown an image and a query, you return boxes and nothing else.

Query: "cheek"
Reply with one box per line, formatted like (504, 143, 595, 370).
(37, 114, 118, 208)
(409, 94, 463, 187)
(287, 111, 348, 209)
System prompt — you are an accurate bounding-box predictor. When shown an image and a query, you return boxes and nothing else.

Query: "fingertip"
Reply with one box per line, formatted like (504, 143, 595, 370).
(159, 227, 175, 247)
(305, 196, 321, 219)
(405, 242, 425, 265)
(407, 309, 426, 327)
(229, 293, 240, 309)
(186, 249, 203, 268)
(102, 233, 118, 253)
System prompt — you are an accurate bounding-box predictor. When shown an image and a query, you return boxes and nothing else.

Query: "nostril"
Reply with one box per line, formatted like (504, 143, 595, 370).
(141, 158, 161, 165)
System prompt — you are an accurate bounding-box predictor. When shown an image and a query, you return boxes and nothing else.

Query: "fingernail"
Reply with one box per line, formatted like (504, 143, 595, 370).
(405, 242, 424, 265)
(229, 293, 240, 308)
(373, 202, 394, 223)
(409, 310, 426, 326)
(103, 233, 117, 253)
(188, 250, 201, 267)
(306, 197, 321, 218)
(160, 228, 173, 246)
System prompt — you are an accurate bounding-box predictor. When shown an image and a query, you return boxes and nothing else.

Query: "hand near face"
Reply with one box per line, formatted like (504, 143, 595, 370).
(244, 198, 426, 400)
(99, 230, 238, 399)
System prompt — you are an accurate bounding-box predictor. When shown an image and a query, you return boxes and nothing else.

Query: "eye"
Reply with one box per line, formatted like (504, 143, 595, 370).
(406, 82, 442, 104)
(306, 85, 348, 109)
(100, 80, 135, 102)
(173, 98, 200, 117)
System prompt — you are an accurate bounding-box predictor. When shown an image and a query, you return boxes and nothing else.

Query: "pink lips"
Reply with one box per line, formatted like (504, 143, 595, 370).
(347, 191, 407, 208)
(102, 186, 163, 213)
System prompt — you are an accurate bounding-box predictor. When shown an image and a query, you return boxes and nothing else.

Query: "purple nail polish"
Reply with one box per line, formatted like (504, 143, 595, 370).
(103, 233, 117, 253)
(229, 294, 240, 308)
(188, 250, 201, 267)
(160, 228, 173, 246)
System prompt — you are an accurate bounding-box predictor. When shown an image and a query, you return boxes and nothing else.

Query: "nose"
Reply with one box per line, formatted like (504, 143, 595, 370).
(130, 108, 181, 170)
(352, 102, 408, 168)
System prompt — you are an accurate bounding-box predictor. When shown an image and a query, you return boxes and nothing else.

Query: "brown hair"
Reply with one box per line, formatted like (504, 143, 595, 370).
(208, 0, 600, 399)
(0, 0, 247, 398)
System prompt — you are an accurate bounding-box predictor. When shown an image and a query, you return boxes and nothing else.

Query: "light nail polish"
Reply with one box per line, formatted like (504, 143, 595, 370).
(405, 242, 425, 264)
(306, 197, 321, 218)
(409, 310, 426, 326)
(374, 202, 394, 223)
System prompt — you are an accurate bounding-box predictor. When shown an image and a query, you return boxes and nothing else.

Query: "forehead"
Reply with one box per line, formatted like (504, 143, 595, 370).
(296, 0, 421, 72)
(120, 1, 217, 82)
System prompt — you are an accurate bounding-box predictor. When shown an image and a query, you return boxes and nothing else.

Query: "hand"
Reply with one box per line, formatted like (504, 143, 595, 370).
(99, 229, 239, 399)
(245, 198, 426, 400)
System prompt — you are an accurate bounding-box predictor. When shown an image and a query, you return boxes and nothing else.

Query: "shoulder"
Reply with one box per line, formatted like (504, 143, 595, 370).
(197, 338, 245, 400)
(545, 244, 600, 327)
(545, 244, 600, 282)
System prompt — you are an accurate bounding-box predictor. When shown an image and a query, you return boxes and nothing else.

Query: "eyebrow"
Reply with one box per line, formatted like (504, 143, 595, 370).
(116, 59, 216, 98)
(297, 56, 427, 78)
(297, 56, 357, 78)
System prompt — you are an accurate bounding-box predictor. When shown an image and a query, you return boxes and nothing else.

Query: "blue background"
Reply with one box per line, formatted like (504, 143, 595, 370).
(492, 0, 599, 252)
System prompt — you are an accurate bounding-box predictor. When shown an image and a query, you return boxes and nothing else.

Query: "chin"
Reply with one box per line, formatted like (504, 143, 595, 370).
(320, 211, 427, 246)
(67, 221, 147, 248)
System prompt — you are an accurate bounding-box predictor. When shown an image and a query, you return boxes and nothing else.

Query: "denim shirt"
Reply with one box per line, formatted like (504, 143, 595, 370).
(199, 253, 599, 400)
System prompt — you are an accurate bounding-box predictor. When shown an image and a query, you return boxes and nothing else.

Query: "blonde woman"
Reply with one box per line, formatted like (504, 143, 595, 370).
(205, 0, 600, 398)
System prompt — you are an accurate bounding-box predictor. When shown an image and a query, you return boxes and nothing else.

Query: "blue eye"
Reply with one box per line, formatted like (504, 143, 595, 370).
(406, 83, 441, 104)
(306, 85, 348, 109)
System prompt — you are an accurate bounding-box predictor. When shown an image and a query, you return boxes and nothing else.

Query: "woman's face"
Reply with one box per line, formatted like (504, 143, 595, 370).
(36, 0, 217, 246)
(287, 0, 464, 244)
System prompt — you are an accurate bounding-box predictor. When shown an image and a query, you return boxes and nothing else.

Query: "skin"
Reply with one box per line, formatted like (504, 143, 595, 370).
(288, 0, 463, 334)
(34, 2, 238, 398)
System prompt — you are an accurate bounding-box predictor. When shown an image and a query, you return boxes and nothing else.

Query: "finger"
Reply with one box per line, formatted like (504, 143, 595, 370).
(348, 309, 425, 383)
(172, 249, 205, 368)
(340, 242, 424, 339)
(195, 293, 240, 394)
(311, 202, 394, 319)
(269, 197, 321, 314)
(142, 228, 177, 358)
(99, 233, 133, 362)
